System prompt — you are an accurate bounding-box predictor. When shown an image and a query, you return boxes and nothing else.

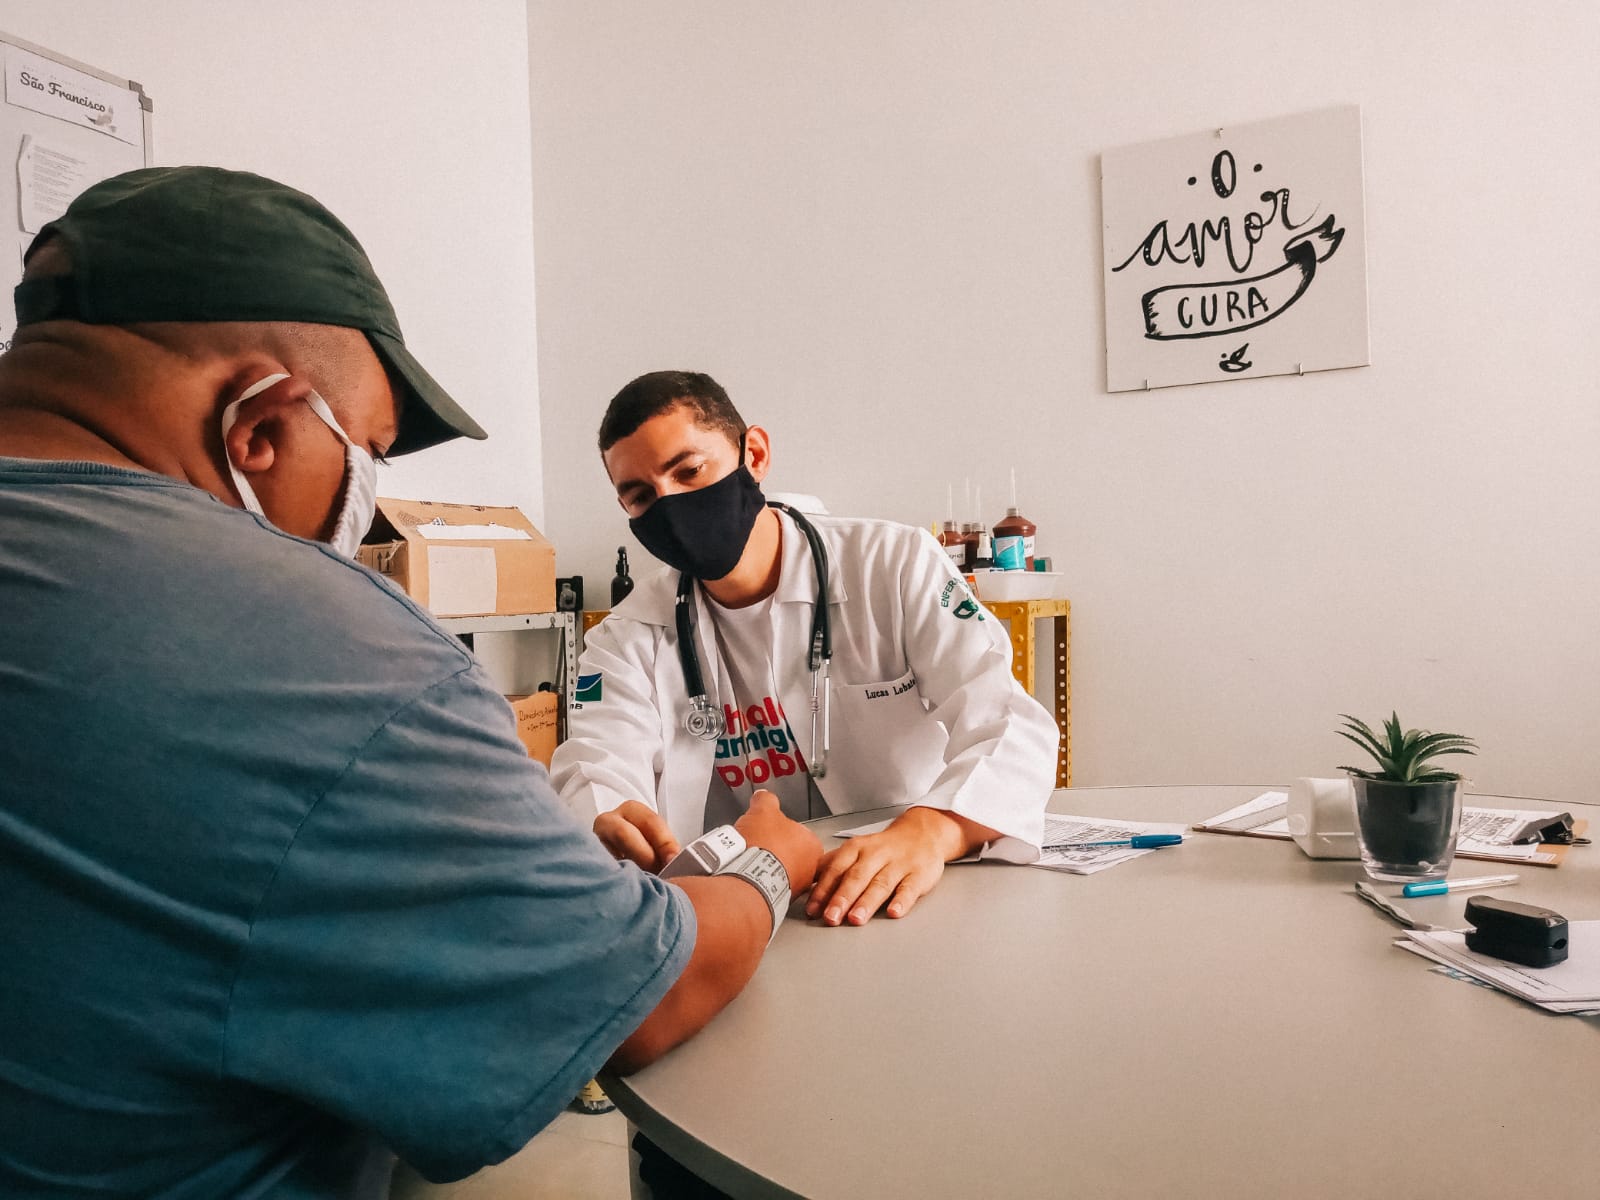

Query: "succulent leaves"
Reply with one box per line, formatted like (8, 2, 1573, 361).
(1336, 711, 1476, 783)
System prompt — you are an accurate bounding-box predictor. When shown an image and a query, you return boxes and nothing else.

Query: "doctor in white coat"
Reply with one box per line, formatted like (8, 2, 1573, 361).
(552, 370, 1058, 927)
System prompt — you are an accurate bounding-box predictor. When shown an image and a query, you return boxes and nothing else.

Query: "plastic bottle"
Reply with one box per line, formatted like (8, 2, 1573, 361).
(971, 485, 993, 570)
(936, 484, 965, 567)
(991, 468, 1037, 571)
(610, 546, 635, 605)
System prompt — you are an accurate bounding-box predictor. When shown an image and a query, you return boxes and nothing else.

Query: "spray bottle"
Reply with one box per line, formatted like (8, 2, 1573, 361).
(610, 546, 635, 605)
(991, 468, 1037, 570)
(971, 484, 993, 570)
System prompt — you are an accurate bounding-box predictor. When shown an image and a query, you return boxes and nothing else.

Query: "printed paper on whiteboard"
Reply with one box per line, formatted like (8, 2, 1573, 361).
(4, 43, 142, 147)
(1101, 105, 1369, 392)
(17, 135, 93, 234)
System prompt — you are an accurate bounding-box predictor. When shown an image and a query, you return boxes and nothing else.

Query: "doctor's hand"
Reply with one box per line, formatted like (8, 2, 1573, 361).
(735, 790, 824, 900)
(594, 801, 681, 873)
(807, 806, 997, 926)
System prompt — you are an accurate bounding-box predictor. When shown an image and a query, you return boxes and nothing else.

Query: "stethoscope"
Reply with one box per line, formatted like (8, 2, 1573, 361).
(676, 501, 832, 778)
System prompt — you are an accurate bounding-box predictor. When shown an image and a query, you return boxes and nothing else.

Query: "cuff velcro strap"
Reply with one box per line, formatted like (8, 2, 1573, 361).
(715, 847, 790, 944)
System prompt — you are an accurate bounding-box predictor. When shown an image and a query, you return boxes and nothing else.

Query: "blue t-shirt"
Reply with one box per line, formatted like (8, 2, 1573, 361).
(0, 458, 693, 1198)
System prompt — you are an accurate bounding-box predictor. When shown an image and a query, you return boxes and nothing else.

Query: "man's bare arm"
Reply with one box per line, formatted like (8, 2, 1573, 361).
(608, 791, 822, 1072)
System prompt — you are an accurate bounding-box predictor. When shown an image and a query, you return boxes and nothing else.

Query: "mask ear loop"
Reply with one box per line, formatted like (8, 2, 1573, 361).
(676, 574, 726, 740)
(303, 390, 355, 450)
(220, 372, 291, 516)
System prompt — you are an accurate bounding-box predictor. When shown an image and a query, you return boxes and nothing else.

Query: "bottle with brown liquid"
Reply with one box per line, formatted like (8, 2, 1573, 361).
(991, 470, 1037, 570)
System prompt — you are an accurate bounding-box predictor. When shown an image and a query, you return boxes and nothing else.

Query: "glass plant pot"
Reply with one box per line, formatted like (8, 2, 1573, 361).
(1351, 777, 1463, 882)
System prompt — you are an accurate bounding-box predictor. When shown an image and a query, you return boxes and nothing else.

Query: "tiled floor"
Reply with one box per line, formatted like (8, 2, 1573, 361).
(391, 1107, 632, 1199)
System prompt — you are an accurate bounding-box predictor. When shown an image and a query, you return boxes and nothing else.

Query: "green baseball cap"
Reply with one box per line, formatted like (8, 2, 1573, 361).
(14, 165, 486, 456)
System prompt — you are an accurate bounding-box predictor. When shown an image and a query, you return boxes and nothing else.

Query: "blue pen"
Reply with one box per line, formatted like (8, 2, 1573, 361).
(1043, 834, 1184, 851)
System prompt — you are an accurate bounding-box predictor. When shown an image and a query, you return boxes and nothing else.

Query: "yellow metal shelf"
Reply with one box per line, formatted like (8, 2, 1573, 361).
(981, 598, 1071, 788)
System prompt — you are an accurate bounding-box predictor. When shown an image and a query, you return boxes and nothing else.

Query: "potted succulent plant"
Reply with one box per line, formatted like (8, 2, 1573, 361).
(1337, 712, 1478, 882)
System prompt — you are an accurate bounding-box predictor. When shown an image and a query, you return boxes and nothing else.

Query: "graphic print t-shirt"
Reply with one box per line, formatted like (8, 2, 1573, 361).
(701, 592, 828, 831)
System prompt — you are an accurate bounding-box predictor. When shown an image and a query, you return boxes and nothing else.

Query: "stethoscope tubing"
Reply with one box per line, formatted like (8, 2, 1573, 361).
(674, 502, 832, 774)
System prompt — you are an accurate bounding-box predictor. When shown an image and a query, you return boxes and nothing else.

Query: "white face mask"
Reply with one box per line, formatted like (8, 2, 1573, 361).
(221, 373, 378, 558)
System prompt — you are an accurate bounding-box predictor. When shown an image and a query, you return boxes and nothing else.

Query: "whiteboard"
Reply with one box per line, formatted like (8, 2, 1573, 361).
(1101, 105, 1369, 393)
(0, 30, 152, 356)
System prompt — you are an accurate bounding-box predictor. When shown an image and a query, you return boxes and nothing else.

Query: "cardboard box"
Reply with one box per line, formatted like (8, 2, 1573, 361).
(508, 691, 559, 766)
(359, 498, 555, 617)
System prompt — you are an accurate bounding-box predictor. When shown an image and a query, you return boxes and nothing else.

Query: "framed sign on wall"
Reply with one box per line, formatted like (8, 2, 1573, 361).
(1101, 105, 1369, 393)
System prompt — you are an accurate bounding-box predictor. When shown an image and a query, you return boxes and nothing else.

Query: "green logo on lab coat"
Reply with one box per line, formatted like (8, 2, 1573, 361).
(940, 578, 984, 620)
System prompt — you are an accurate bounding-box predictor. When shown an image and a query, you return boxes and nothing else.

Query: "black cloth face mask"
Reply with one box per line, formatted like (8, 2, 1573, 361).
(629, 460, 767, 581)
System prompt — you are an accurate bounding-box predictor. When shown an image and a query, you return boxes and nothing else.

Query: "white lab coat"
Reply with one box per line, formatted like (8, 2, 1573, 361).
(551, 511, 1057, 860)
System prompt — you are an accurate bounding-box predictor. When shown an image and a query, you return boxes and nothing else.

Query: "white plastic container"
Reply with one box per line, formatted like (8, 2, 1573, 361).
(1285, 776, 1360, 859)
(970, 569, 1064, 601)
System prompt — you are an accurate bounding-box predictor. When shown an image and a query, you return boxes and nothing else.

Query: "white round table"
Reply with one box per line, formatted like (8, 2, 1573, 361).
(596, 785, 1600, 1199)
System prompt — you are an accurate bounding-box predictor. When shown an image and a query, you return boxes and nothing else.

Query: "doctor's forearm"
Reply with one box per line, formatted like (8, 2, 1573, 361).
(903, 806, 999, 860)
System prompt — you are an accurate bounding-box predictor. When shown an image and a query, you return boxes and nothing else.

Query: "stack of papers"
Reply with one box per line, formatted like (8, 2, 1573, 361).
(1194, 792, 1576, 866)
(1396, 925, 1600, 1015)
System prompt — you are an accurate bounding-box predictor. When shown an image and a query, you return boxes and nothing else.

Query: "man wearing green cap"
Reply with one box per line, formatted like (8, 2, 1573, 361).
(0, 167, 821, 1198)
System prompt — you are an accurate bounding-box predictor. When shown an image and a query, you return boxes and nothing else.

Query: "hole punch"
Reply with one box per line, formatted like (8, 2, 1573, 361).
(1464, 896, 1570, 969)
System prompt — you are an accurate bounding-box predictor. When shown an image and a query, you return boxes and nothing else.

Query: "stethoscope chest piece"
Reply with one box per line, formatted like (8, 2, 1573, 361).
(685, 694, 726, 741)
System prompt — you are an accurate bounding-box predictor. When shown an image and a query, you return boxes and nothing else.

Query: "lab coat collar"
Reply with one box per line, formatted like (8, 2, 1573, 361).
(608, 561, 680, 628)
(606, 506, 849, 629)
(771, 507, 850, 608)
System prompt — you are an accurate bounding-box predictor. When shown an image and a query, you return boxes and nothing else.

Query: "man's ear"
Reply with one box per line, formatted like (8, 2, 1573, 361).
(221, 371, 314, 479)
(744, 425, 772, 483)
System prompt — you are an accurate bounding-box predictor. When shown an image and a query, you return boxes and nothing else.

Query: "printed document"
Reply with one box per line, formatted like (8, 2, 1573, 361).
(1397, 924, 1600, 1015)
(833, 813, 1186, 874)
(1032, 814, 1187, 875)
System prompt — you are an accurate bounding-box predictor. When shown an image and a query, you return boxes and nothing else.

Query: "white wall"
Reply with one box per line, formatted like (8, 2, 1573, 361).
(527, 0, 1600, 799)
(5, 0, 544, 525)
